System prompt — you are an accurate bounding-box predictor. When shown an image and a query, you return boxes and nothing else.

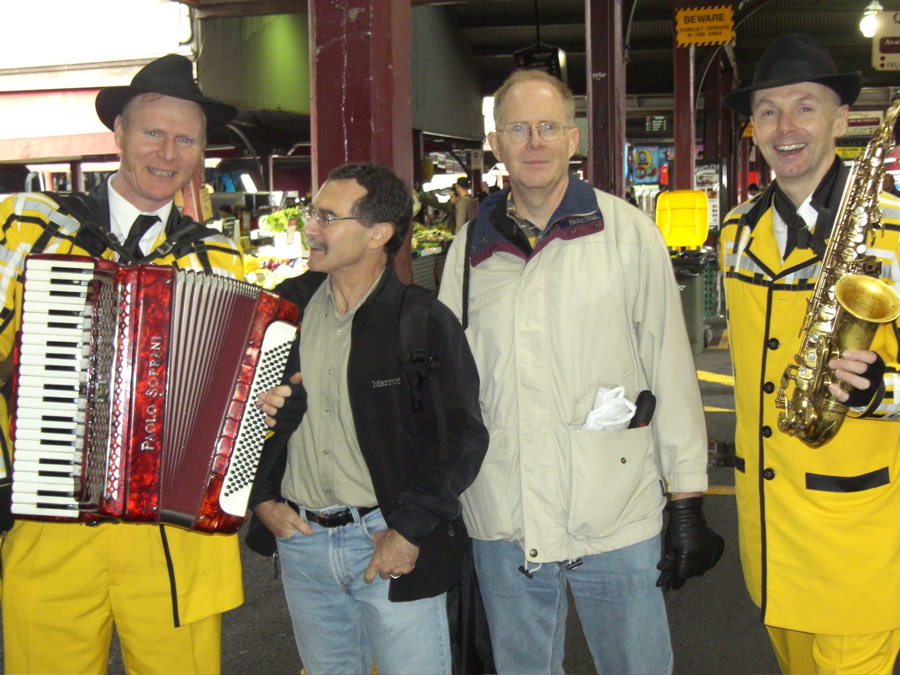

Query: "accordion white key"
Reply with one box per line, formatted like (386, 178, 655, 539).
(10, 254, 299, 534)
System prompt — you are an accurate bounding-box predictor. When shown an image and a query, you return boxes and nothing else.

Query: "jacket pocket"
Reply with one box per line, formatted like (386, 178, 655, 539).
(566, 425, 657, 537)
(460, 427, 515, 539)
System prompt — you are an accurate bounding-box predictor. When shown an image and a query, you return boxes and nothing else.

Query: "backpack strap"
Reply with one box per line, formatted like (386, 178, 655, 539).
(399, 284, 449, 461)
(139, 215, 220, 272)
(461, 216, 476, 330)
(43, 191, 136, 261)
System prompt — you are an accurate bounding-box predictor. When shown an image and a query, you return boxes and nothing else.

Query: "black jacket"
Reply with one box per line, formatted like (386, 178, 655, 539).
(249, 268, 489, 602)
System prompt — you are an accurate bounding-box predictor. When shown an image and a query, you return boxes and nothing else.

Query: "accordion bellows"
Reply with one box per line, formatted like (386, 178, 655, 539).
(11, 254, 299, 534)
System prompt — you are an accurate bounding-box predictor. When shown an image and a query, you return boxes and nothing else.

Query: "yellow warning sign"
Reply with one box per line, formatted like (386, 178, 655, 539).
(675, 6, 734, 47)
(836, 146, 865, 160)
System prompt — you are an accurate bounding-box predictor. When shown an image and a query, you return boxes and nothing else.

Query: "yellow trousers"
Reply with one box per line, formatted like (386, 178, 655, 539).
(2, 520, 222, 675)
(767, 625, 900, 675)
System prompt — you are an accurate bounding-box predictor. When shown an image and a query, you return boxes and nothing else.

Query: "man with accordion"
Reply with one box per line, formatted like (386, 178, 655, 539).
(0, 55, 244, 674)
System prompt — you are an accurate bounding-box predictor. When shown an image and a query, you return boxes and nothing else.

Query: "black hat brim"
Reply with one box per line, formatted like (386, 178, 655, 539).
(95, 86, 238, 134)
(723, 71, 862, 117)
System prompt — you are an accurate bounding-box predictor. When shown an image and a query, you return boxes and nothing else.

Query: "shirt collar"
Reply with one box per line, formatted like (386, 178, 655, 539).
(504, 192, 543, 247)
(324, 267, 387, 319)
(107, 174, 173, 242)
(505, 174, 592, 246)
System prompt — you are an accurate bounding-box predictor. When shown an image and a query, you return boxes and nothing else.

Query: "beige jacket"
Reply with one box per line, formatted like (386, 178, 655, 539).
(438, 180, 708, 564)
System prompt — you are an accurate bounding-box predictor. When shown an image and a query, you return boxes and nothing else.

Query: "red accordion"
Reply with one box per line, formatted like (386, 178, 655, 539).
(10, 254, 299, 534)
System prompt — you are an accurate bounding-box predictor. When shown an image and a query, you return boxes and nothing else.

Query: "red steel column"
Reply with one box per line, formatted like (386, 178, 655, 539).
(673, 43, 696, 190)
(70, 161, 84, 193)
(181, 164, 205, 223)
(740, 135, 750, 203)
(703, 55, 723, 161)
(309, 0, 414, 281)
(586, 0, 626, 196)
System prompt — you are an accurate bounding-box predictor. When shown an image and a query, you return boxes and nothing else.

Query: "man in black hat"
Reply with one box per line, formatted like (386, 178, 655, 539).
(721, 34, 900, 674)
(0, 54, 244, 674)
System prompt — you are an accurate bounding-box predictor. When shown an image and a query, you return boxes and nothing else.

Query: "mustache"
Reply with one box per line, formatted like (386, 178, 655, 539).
(306, 237, 327, 252)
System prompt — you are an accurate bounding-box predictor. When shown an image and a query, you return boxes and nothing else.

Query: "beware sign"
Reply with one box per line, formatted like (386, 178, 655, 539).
(675, 6, 734, 47)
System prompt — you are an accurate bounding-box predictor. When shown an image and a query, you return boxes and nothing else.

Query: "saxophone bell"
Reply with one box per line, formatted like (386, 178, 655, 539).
(775, 98, 900, 447)
(777, 275, 900, 447)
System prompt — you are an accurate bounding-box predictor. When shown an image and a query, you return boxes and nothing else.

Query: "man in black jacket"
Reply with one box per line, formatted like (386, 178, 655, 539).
(250, 163, 488, 675)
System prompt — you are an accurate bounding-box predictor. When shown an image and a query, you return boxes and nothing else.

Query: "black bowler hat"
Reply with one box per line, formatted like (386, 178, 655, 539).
(95, 54, 238, 133)
(723, 34, 862, 117)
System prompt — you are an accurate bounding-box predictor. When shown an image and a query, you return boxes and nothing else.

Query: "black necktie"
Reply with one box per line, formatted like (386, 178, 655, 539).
(773, 191, 809, 258)
(122, 214, 160, 259)
(773, 157, 842, 259)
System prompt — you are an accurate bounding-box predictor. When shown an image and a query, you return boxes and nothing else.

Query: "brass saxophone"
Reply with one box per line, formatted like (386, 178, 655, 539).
(775, 98, 900, 448)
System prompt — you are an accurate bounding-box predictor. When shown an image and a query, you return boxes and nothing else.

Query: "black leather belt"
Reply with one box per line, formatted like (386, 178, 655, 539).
(285, 500, 378, 528)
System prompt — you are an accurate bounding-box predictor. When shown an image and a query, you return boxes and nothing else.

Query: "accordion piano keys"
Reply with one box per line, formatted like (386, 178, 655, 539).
(9, 254, 299, 533)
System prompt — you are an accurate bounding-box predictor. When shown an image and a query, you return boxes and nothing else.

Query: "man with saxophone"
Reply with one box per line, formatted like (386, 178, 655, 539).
(721, 33, 900, 674)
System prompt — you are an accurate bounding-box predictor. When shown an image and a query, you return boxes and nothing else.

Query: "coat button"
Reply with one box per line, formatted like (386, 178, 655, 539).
(767, 338, 780, 350)
(763, 382, 775, 394)
(761, 426, 773, 438)
(763, 468, 776, 480)
(529, 548, 538, 558)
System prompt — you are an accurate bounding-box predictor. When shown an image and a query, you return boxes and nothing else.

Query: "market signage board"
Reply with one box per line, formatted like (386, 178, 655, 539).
(872, 12, 900, 70)
(847, 109, 884, 136)
(675, 6, 734, 47)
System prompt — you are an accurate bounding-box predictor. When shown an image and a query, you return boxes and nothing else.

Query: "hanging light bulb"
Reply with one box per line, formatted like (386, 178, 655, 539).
(860, 0, 884, 38)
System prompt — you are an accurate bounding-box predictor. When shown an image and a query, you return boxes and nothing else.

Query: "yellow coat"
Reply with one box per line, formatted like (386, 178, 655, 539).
(720, 189, 900, 634)
(0, 191, 245, 626)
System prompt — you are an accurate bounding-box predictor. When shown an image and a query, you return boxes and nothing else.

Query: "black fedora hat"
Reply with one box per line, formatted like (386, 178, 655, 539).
(723, 34, 862, 117)
(95, 54, 238, 133)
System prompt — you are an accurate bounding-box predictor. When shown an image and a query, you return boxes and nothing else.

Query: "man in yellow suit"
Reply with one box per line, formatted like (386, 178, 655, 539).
(721, 34, 900, 674)
(0, 55, 244, 674)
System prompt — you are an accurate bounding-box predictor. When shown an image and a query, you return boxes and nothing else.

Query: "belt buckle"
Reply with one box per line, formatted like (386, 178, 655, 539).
(315, 508, 352, 528)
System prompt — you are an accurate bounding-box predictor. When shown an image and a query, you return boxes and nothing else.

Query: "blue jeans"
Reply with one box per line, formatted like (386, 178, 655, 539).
(276, 506, 451, 675)
(473, 536, 673, 675)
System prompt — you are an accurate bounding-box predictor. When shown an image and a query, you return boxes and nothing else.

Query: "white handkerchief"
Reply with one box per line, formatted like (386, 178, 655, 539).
(581, 386, 637, 432)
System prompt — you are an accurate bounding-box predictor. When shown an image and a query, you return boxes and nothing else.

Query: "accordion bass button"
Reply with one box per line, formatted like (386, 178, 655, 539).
(221, 417, 240, 438)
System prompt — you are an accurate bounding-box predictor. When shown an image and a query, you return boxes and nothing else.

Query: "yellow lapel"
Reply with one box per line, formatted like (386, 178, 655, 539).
(745, 208, 784, 275)
(745, 206, 818, 277)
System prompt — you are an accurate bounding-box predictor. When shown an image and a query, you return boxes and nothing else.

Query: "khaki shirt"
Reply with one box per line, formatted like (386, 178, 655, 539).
(281, 270, 384, 509)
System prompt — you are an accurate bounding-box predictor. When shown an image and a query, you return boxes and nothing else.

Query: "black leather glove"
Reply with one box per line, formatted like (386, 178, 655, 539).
(843, 352, 886, 408)
(0, 482, 13, 534)
(656, 496, 724, 591)
(269, 378, 308, 435)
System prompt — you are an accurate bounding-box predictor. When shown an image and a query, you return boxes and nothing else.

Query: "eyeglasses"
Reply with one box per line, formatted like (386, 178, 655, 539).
(302, 205, 358, 227)
(497, 122, 571, 144)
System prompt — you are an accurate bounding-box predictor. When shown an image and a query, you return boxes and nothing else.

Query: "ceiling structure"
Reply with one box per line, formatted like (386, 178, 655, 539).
(190, 0, 895, 98)
(190, 0, 897, 150)
(449, 0, 895, 97)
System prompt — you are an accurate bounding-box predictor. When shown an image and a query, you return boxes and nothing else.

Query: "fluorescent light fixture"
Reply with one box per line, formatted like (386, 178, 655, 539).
(240, 174, 258, 192)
